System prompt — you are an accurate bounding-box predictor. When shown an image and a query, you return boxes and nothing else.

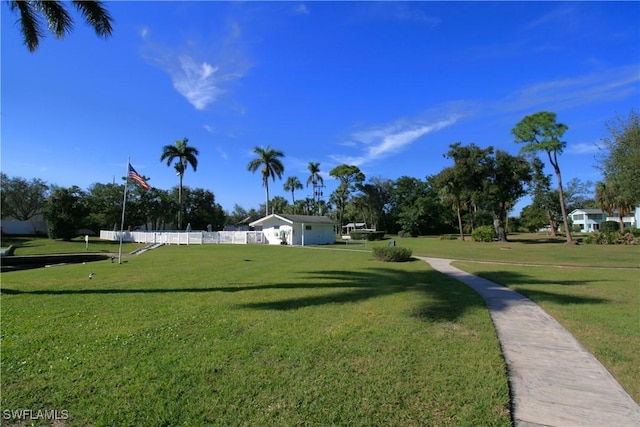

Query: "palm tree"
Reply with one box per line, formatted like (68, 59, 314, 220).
(247, 146, 285, 217)
(8, 0, 114, 52)
(160, 137, 199, 229)
(284, 176, 303, 204)
(307, 162, 324, 214)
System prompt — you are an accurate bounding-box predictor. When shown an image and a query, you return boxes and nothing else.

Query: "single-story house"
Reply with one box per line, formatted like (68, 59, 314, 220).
(249, 214, 337, 246)
(568, 207, 639, 232)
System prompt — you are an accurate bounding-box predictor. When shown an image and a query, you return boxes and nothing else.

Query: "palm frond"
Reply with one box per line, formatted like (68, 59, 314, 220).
(72, 0, 113, 37)
(38, 1, 73, 39)
(10, 0, 43, 52)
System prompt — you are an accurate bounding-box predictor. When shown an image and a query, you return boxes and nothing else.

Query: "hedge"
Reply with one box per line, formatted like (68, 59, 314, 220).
(372, 246, 413, 262)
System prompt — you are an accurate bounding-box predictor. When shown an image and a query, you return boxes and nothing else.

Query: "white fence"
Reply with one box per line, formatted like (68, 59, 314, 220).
(100, 230, 267, 245)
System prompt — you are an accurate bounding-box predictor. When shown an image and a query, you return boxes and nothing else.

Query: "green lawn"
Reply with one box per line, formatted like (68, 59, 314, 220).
(1, 244, 510, 426)
(2, 234, 638, 425)
(1, 235, 142, 256)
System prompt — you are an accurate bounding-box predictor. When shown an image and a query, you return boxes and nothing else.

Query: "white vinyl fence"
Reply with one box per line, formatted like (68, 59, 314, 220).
(100, 230, 267, 245)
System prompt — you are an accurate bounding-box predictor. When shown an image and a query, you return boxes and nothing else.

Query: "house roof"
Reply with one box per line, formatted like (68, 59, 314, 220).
(249, 214, 336, 227)
(569, 209, 605, 215)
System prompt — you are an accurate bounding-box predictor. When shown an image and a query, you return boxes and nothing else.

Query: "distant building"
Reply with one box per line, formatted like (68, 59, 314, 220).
(249, 214, 337, 246)
(568, 207, 639, 232)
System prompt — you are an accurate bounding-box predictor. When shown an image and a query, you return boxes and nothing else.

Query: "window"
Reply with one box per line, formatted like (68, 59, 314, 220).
(573, 214, 584, 220)
(305, 225, 312, 230)
(274, 225, 280, 229)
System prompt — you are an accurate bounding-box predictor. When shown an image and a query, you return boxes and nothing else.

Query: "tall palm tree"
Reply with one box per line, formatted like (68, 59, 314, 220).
(307, 162, 324, 214)
(8, 0, 114, 52)
(160, 137, 199, 229)
(284, 176, 303, 204)
(247, 146, 285, 217)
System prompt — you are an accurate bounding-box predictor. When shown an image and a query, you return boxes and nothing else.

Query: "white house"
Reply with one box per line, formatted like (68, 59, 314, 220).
(568, 207, 639, 232)
(249, 214, 337, 246)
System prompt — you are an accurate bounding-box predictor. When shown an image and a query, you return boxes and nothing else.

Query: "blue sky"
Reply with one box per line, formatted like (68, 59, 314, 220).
(2, 1, 638, 216)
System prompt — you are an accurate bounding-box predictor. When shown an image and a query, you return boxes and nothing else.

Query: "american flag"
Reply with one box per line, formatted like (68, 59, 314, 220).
(128, 164, 152, 190)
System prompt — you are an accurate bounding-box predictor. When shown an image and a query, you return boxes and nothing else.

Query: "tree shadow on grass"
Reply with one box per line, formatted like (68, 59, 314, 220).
(468, 270, 610, 306)
(1, 264, 610, 322)
(237, 267, 503, 322)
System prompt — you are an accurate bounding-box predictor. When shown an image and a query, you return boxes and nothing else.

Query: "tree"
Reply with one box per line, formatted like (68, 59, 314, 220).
(329, 164, 365, 227)
(160, 137, 199, 229)
(0, 173, 49, 220)
(598, 110, 640, 207)
(527, 158, 562, 236)
(512, 111, 574, 243)
(435, 167, 467, 240)
(283, 176, 303, 204)
(269, 196, 289, 215)
(595, 180, 632, 232)
(563, 178, 594, 213)
(8, 0, 114, 52)
(42, 185, 88, 240)
(85, 182, 123, 232)
(487, 150, 532, 239)
(181, 187, 226, 231)
(444, 142, 495, 233)
(247, 145, 285, 217)
(519, 204, 550, 233)
(356, 177, 392, 231)
(306, 162, 324, 214)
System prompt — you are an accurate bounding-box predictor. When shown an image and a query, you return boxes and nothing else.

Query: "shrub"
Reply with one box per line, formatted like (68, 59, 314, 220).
(582, 231, 639, 245)
(372, 246, 412, 262)
(398, 230, 417, 238)
(601, 221, 621, 233)
(471, 225, 495, 242)
(626, 226, 640, 237)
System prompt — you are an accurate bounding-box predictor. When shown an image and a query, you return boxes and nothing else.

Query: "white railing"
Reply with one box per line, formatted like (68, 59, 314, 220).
(99, 230, 266, 245)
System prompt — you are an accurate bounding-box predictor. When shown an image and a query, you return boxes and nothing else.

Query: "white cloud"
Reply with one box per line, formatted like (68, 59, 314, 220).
(566, 142, 600, 155)
(216, 146, 228, 160)
(495, 65, 640, 114)
(170, 56, 224, 110)
(331, 115, 460, 166)
(140, 21, 250, 111)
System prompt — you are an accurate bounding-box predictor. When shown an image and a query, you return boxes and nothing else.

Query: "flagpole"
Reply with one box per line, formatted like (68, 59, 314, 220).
(118, 157, 131, 265)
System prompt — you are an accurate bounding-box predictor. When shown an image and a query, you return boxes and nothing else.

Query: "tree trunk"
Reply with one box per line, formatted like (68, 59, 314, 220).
(456, 204, 465, 241)
(549, 152, 573, 243)
(178, 174, 183, 230)
(545, 209, 558, 237)
(494, 218, 508, 242)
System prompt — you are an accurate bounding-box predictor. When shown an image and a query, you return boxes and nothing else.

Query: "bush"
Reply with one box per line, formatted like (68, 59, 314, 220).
(583, 231, 639, 245)
(372, 246, 413, 262)
(398, 230, 417, 238)
(601, 221, 621, 233)
(626, 226, 640, 237)
(471, 225, 495, 242)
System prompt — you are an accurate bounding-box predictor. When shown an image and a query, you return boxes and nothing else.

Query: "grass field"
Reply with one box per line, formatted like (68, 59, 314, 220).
(1, 242, 510, 426)
(1, 234, 638, 425)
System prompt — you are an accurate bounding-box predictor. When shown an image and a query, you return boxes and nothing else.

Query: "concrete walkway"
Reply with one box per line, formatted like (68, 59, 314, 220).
(417, 257, 640, 427)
